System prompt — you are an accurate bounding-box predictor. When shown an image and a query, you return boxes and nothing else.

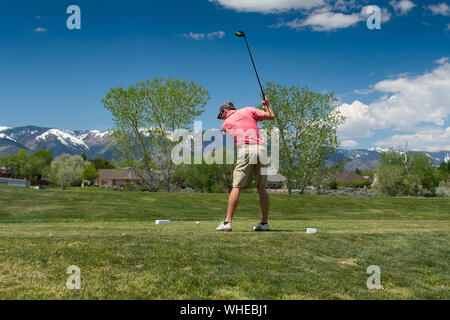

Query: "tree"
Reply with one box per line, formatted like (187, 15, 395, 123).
(375, 149, 405, 196)
(81, 163, 99, 185)
(50, 154, 87, 190)
(89, 157, 116, 170)
(437, 161, 450, 182)
(15, 149, 30, 179)
(102, 77, 209, 191)
(0, 153, 19, 178)
(375, 149, 440, 196)
(24, 150, 53, 184)
(408, 152, 439, 192)
(261, 83, 344, 194)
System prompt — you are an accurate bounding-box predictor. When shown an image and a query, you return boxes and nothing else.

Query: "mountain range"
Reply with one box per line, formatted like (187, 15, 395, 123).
(0, 125, 113, 159)
(1, 125, 449, 169)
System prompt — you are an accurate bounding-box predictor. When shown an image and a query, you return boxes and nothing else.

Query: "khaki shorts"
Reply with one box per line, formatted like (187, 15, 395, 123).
(232, 144, 268, 189)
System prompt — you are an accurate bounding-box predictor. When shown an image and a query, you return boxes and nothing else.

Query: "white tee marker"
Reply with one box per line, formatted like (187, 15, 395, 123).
(155, 220, 171, 224)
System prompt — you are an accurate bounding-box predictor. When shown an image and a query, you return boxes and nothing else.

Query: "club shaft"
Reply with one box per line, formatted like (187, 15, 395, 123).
(243, 36, 265, 99)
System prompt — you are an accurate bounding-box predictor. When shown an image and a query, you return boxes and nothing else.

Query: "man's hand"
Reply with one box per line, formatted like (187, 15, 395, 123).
(262, 98, 275, 120)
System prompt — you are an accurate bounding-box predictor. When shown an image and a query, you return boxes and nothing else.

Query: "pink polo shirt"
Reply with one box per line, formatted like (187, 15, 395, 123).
(221, 107, 265, 147)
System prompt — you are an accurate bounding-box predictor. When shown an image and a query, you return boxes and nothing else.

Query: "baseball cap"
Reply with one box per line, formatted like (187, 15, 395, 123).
(217, 102, 236, 119)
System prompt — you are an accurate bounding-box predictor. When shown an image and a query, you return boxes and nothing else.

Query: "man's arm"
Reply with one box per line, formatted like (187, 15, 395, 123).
(262, 98, 275, 120)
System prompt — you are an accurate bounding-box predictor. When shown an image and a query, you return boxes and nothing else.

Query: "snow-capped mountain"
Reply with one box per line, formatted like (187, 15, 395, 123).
(0, 126, 113, 158)
(329, 149, 450, 170)
(0, 125, 449, 167)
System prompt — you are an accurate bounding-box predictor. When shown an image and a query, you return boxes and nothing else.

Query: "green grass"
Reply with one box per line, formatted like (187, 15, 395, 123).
(0, 186, 448, 299)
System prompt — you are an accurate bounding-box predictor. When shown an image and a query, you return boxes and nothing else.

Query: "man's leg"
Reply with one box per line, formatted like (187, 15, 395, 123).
(225, 187, 241, 222)
(257, 185, 269, 224)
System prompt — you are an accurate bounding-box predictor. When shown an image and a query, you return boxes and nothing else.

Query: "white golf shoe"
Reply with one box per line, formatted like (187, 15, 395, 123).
(253, 222, 270, 231)
(216, 221, 232, 232)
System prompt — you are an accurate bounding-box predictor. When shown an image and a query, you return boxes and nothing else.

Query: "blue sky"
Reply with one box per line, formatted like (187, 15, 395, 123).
(0, 0, 449, 150)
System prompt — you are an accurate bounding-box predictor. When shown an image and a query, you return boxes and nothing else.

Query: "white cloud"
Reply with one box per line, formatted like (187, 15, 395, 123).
(360, 6, 392, 23)
(34, 27, 47, 32)
(209, 0, 325, 13)
(341, 139, 358, 148)
(273, 5, 391, 32)
(337, 62, 450, 144)
(273, 9, 361, 31)
(182, 31, 225, 40)
(353, 88, 375, 95)
(436, 56, 449, 64)
(337, 100, 385, 138)
(389, 0, 416, 15)
(374, 127, 450, 151)
(332, 0, 359, 12)
(428, 2, 450, 16)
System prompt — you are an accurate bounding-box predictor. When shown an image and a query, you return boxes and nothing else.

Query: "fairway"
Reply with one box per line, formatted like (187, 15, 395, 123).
(0, 187, 448, 299)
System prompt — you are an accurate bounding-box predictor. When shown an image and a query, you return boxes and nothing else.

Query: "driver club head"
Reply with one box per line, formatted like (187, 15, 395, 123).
(235, 30, 246, 37)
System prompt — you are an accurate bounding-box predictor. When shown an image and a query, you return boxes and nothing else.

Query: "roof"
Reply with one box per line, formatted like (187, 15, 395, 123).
(267, 173, 287, 183)
(335, 171, 369, 182)
(98, 169, 141, 180)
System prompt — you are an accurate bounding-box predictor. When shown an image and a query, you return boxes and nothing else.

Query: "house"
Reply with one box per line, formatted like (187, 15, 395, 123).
(0, 178, 29, 187)
(95, 169, 142, 187)
(267, 173, 287, 189)
(95, 169, 166, 187)
(335, 171, 372, 182)
(0, 167, 11, 178)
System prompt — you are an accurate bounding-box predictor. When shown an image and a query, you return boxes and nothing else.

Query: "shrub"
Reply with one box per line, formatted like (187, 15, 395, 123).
(124, 182, 138, 192)
(436, 181, 450, 198)
(211, 184, 226, 193)
(336, 180, 371, 188)
(329, 180, 338, 189)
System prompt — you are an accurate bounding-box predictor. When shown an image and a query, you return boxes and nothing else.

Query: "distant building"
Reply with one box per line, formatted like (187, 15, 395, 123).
(0, 178, 30, 187)
(267, 173, 287, 189)
(95, 169, 166, 187)
(335, 171, 373, 182)
(0, 167, 11, 178)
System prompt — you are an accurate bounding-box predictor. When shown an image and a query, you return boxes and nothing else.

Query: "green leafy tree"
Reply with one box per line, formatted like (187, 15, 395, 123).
(50, 154, 87, 190)
(24, 150, 53, 184)
(81, 163, 100, 185)
(0, 150, 52, 183)
(408, 153, 439, 192)
(261, 82, 344, 194)
(375, 149, 441, 196)
(437, 161, 450, 182)
(0, 153, 19, 177)
(102, 77, 209, 191)
(90, 157, 116, 170)
(14, 149, 30, 179)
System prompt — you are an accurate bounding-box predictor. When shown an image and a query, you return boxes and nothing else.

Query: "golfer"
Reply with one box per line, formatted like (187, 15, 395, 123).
(216, 98, 275, 232)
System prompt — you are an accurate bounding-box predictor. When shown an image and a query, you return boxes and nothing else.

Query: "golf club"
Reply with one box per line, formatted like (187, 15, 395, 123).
(235, 30, 265, 99)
